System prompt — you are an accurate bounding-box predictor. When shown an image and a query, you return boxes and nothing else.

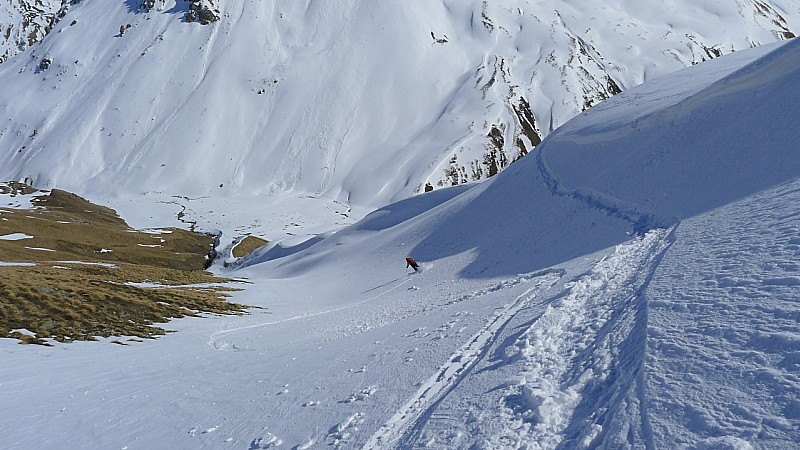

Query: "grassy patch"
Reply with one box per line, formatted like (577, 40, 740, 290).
(232, 235, 269, 258)
(0, 184, 247, 345)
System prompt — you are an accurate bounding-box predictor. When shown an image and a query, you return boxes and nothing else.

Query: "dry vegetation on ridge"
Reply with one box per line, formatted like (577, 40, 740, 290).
(232, 235, 269, 258)
(0, 182, 247, 345)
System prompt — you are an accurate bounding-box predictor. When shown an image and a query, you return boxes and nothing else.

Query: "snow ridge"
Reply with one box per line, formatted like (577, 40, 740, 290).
(535, 141, 673, 235)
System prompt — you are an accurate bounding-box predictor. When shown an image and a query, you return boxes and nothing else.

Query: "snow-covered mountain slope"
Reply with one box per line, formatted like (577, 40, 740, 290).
(0, 0, 798, 217)
(3, 35, 799, 449)
(243, 37, 798, 280)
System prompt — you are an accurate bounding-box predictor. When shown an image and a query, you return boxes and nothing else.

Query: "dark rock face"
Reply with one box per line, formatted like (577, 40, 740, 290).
(0, 0, 71, 63)
(187, 1, 221, 25)
(38, 56, 51, 71)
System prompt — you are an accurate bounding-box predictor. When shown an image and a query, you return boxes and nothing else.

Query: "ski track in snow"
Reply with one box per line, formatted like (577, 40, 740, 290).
(536, 140, 671, 233)
(208, 271, 420, 350)
(363, 271, 563, 450)
(367, 228, 675, 449)
(486, 229, 673, 449)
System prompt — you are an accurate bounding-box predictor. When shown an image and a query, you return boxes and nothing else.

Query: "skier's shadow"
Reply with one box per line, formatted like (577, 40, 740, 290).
(362, 277, 402, 294)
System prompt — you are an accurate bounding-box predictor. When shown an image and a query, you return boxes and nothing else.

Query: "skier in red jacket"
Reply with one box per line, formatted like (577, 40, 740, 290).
(405, 257, 420, 272)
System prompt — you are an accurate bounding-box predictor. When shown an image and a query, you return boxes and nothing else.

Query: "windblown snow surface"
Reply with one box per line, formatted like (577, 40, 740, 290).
(2, 37, 800, 450)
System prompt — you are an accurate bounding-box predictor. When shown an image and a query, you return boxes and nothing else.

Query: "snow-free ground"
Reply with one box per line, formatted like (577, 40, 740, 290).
(2, 30, 800, 450)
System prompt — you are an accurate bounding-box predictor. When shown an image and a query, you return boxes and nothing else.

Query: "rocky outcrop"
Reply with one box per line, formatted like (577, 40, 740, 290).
(0, 0, 71, 63)
(186, 0, 220, 25)
(749, 0, 795, 40)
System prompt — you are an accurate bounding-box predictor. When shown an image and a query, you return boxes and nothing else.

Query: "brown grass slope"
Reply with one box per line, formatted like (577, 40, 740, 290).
(0, 183, 247, 345)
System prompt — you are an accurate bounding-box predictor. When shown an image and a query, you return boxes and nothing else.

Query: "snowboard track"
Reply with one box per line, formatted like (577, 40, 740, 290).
(208, 268, 419, 350)
(398, 269, 567, 448)
(536, 145, 676, 233)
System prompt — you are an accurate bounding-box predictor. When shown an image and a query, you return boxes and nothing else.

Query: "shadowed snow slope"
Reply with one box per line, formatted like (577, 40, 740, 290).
(543, 37, 800, 222)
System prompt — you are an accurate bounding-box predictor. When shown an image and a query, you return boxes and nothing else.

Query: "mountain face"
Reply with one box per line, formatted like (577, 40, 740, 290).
(2, 8, 800, 449)
(0, 0, 797, 211)
(0, 0, 220, 63)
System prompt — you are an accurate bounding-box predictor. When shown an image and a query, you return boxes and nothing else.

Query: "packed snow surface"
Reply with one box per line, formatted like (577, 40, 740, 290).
(2, 22, 800, 450)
